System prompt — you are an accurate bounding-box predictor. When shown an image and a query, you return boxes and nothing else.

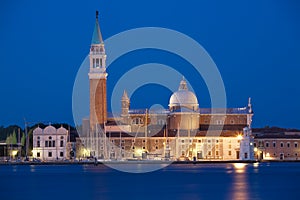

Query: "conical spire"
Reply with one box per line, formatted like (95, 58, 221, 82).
(122, 90, 129, 100)
(91, 11, 103, 44)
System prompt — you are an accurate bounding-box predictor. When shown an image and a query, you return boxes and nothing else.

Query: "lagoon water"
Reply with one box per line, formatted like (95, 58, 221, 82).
(0, 162, 300, 200)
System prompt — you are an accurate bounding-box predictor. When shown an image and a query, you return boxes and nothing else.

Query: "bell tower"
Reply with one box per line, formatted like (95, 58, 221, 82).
(89, 11, 107, 132)
(121, 90, 130, 116)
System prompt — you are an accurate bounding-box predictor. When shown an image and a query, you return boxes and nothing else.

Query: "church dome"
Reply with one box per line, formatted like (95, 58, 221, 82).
(169, 79, 199, 111)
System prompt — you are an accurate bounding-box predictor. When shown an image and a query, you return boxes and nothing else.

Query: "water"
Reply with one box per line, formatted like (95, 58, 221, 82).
(0, 162, 300, 200)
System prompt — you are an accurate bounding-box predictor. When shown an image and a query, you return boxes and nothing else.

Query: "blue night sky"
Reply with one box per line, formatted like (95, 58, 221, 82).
(0, 0, 299, 128)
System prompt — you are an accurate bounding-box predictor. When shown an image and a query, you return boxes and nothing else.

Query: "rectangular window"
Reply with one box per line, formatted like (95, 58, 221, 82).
(228, 144, 232, 149)
(208, 151, 211, 156)
(216, 151, 219, 156)
(37, 141, 40, 147)
(48, 152, 52, 157)
(60, 140, 64, 147)
(273, 142, 276, 148)
(266, 142, 269, 148)
(295, 143, 298, 148)
(37, 152, 40, 157)
(60, 152, 64, 157)
(228, 151, 232, 156)
(48, 141, 52, 147)
(52, 141, 55, 147)
(254, 143, 257, 147)
(244, 153, 248, 159)
(287, 143, 290, 148)
(280, 142, 284, 148)
(45, 141, 48, 147)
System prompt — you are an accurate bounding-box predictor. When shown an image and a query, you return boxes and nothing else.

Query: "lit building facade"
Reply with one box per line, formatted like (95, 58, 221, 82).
(80, 12, 255, 161)
(253, 132, 300, 160)
(32, 125, 68, 161)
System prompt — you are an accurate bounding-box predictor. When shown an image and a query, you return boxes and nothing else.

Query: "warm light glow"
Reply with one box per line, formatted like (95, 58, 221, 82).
(233, 163, 247, 169)
(237, 135, 243, 140)
(266, 153, 270, 157)
(31, 149, 37, 155)
(11, 150, 18, 157)
(83, 148, 90, 156)
(254, 147, 258, 152)
(136, 149, 143, 155)
(233, 163, 247, 173)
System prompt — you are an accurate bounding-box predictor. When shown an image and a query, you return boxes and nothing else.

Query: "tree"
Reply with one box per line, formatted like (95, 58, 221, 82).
(11, 130, 17, 145)
(21, 133, 26, 146)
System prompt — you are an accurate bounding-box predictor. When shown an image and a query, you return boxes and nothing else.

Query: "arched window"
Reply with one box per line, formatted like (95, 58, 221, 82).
(158, 119, 166, 125)
(132, 118, 143, 125)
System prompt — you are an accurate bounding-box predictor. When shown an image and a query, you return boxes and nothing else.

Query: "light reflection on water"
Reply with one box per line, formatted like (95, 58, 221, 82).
(0, 162, 300, 200)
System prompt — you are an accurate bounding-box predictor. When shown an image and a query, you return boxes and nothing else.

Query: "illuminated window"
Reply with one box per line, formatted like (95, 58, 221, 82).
(132, 118, 143, 125)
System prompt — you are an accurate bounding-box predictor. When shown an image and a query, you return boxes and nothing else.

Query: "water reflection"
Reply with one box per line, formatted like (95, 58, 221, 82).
(228, 163, 249, 200)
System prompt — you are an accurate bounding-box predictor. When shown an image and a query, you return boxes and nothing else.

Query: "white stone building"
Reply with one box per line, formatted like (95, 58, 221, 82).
(32, 125, 68, 161)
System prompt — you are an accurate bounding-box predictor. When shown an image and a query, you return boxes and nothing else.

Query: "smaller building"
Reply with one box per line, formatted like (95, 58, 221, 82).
(32, 125, 68, 161)
(254, 132, 300, 160)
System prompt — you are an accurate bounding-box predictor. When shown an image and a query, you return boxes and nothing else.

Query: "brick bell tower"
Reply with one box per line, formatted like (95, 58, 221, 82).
(89, 11, 107, 132)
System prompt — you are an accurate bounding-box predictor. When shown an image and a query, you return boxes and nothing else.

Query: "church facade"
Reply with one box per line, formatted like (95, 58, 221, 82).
(79, 12, 255, 161)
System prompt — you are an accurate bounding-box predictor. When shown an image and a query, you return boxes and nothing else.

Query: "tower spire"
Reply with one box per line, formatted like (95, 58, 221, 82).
(92, 10, 103, 44)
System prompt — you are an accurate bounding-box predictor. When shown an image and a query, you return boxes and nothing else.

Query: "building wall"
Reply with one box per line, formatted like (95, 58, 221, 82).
(254, 138, 300, 160)
(79, 136, 244, 161)
(33, 126, 68, 161)
(90, 78, 107, 131)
